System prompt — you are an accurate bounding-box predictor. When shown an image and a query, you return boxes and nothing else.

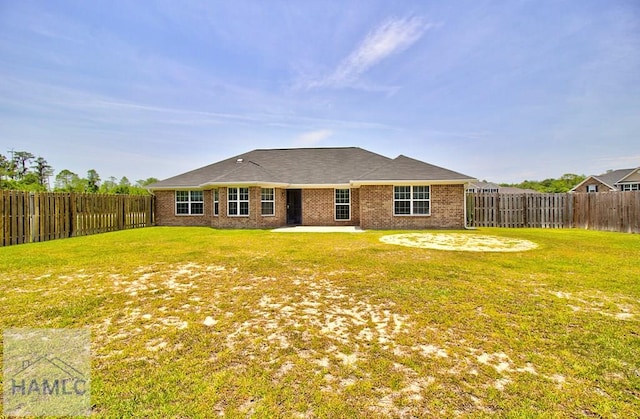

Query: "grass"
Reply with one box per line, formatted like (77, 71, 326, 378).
(0, 227, 639, 417)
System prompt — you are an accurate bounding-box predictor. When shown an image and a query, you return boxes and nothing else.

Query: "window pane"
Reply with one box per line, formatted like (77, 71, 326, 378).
(191, 203, 204, 214)
(335, 189, 350, 204)
(413, 186, 429, 200)
(228, 202, 238, 215)
(176, 203, 189, 214)
(394, 201, 410, 215)
(336, 204, 350, 220)
(176, 191, 189, 202)
(240, 202, 249, 215)
(239, 188, 249, 200)
(261, 201, 274, 216)
(191, 191, 203, 202)
(228, 188, 238, 200)
(413, 201, 429, 215)
(394, 186, 410, 200)
(214, 202, 219, 216)
(261, 188, 274, 201)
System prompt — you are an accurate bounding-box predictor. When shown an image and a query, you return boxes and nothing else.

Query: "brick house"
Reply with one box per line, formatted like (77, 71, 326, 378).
(570, 167, 640, 193)
(147, 147, 476, 229)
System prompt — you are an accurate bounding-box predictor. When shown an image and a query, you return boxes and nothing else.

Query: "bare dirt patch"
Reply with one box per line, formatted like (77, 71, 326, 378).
(380, 233, 538, 252)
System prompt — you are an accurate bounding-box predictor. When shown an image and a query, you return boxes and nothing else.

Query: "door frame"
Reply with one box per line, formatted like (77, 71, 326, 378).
(286, 189, 302, 225)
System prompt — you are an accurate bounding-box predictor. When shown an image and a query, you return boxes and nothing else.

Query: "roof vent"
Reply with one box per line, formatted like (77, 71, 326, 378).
(236, 158, 244, 163)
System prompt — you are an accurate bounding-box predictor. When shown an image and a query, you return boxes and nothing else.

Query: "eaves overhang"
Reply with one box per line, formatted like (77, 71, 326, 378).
(350, 178, 476, 187)
(199, 181, 290, 188)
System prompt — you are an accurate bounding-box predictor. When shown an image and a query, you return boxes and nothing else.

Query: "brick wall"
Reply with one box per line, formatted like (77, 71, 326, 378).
(359, 184, 465, 229)
(215, 187, 286, 229)
(155, 184, 464, 229)
(155, 188, 287, 228)
(301, 188, 359, 226)
(155, 190, 212, 226)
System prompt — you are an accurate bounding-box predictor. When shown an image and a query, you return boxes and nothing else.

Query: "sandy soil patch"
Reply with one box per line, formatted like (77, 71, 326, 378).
(380, 233, 538, 252)
(549, 289, 637, 320)
(93, 262, 550, 415)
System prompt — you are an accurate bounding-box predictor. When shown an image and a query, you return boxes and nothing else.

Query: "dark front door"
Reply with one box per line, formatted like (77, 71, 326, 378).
(286, 189, 302, 225)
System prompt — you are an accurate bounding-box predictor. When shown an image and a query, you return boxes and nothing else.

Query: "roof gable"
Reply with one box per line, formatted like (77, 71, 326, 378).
(617, 167, 640, 183)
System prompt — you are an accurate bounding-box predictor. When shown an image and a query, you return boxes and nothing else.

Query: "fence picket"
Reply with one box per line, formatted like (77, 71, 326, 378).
(469, 191, 639, 233)
(0, 191, 154, 246)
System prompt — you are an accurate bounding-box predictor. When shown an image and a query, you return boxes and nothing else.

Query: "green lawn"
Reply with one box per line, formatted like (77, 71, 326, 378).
(1, 227, 639, 417)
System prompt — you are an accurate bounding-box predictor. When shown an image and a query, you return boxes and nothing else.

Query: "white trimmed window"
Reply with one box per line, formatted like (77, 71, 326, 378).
(176, 190, 204, 215)
(619, 183, 640, 191)
(213, 189, 219, 216)
(228, 187, 249, 216)
(586, 184, 598, 193)
(394, 186, 430, 216)
(335, 188, 350, 220)
(261, 188, 275, 216)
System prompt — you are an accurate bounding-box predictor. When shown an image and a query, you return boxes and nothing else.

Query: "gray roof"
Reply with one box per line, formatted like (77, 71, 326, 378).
(353, 155, 473, 182)
(148, 147, 475, 189)
(594, 168, 637, 187)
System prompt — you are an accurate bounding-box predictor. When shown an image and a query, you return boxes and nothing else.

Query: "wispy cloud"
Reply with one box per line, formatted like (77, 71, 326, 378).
(304, 16, 431, 89)
(292, 129, 333, 147)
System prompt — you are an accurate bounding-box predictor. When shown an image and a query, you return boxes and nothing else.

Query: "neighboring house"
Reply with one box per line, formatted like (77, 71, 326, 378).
(570, 168, 640, 193)
(147, 147, 476, 229)
(466, 181, 500, 193)
(466, 181, 539, 194)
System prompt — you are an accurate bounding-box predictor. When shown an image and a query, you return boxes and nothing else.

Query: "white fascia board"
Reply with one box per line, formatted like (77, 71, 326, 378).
(147, 186, 201, 191)
(287, 183, 352, 189)
(350, 179, 476, 187)
(199, 181, 290, 188)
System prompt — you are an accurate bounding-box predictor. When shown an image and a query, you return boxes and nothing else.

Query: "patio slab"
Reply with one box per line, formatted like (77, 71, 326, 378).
(272, 226, 365, 233)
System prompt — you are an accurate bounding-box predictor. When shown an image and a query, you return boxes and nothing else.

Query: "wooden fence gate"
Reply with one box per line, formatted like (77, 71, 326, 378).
(1, 191, 155, 246)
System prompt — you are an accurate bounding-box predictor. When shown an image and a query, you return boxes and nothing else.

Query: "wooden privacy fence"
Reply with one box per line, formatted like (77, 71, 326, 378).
(1, 191, 154, 246)
(468, 191, 640, 233)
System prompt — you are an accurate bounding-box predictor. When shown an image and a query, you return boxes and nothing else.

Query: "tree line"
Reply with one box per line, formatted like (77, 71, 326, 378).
(0, 150, 158, 195)
(500, 173, 586, 193)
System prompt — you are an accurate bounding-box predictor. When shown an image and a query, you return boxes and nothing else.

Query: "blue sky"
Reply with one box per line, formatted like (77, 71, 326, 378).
(1, 0, 638, 184)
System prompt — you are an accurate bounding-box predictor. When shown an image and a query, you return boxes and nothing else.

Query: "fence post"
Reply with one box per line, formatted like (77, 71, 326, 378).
(118, 195, 125, 230)
(28, 192, 34, 243)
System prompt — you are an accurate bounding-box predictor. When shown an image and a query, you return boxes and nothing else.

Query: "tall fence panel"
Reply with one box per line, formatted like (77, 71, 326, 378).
(0, 191, 155, 246)
(572, 192, 640, 233)
(469, 191, 639, 233)
(469, 193, 569, 228)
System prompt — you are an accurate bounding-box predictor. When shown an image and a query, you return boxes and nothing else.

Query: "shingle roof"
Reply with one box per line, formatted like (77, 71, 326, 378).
(594, 168, 637, 188)
(148, 147, 475, 189)
(352, 155, 473, 182)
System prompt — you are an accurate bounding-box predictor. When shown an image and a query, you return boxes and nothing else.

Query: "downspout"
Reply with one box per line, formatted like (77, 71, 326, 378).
(464, 183, 477, 230)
